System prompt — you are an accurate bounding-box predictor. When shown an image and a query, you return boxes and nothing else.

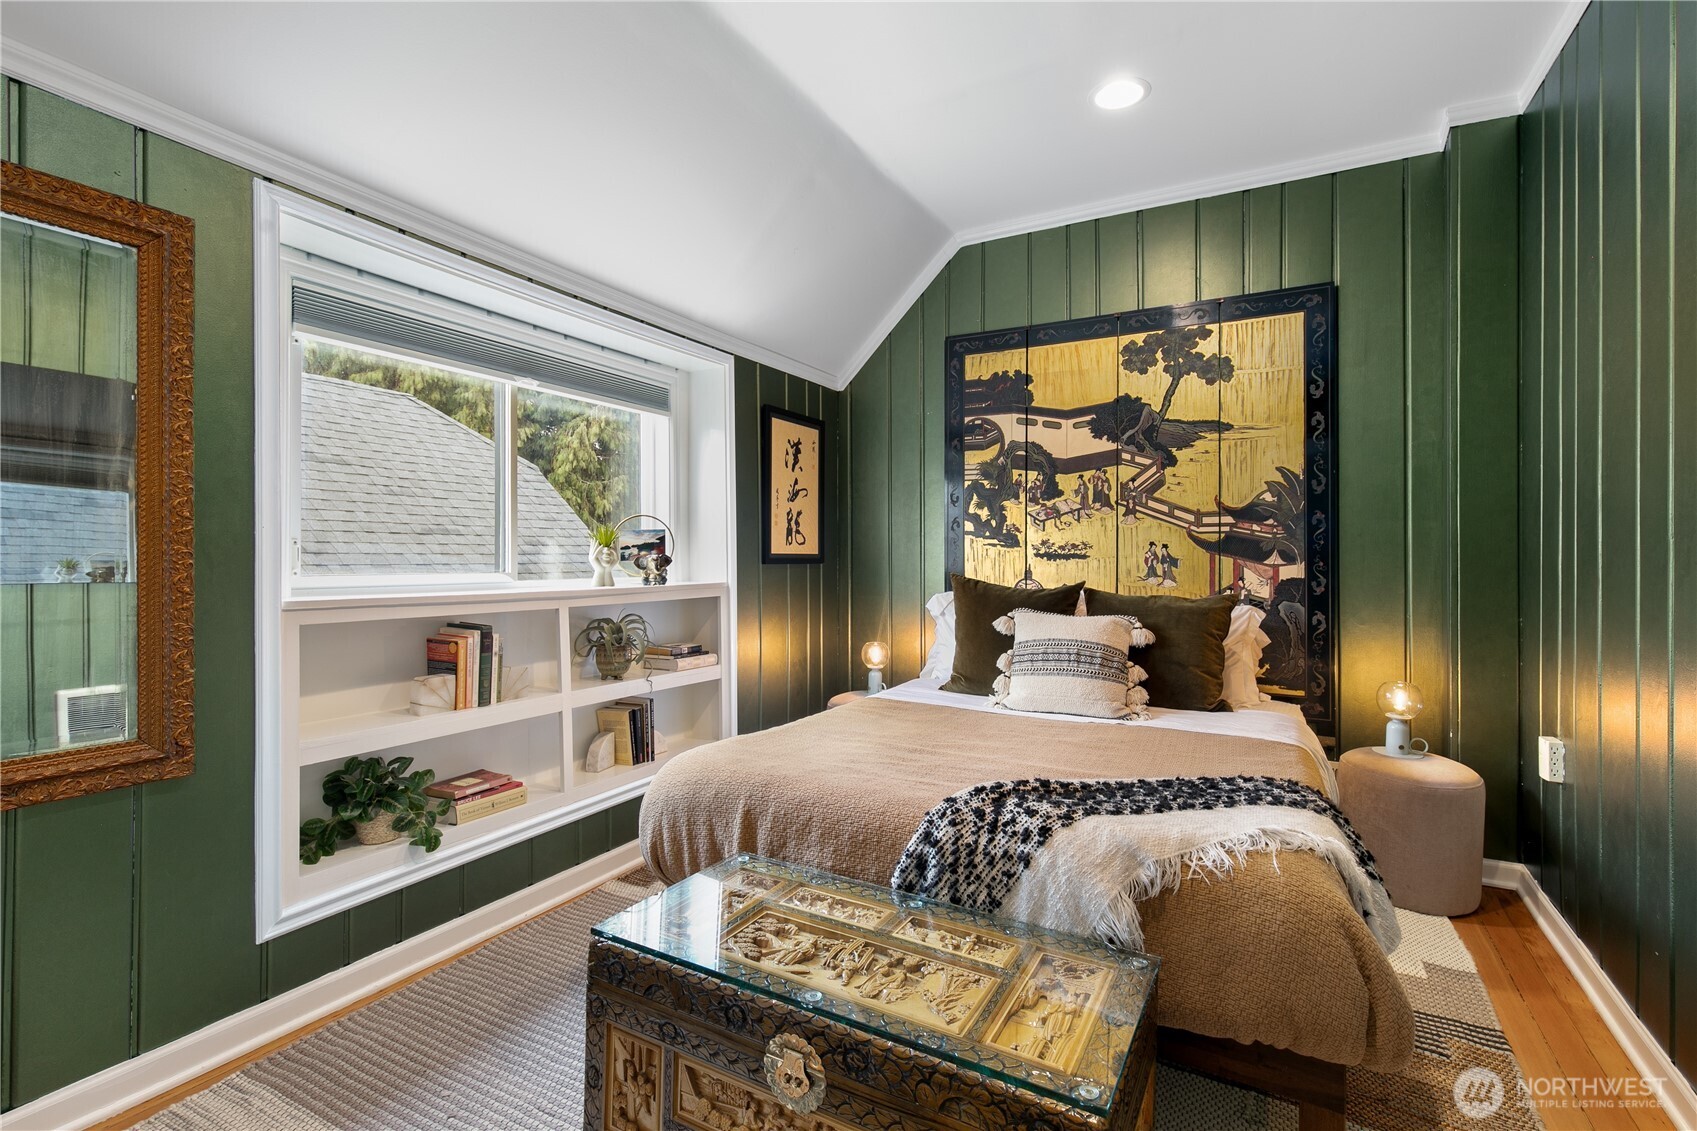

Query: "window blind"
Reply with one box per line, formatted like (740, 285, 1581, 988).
(292, 285, 671, 414)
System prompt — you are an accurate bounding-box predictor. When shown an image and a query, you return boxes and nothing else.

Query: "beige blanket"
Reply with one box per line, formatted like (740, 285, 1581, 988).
(640, 695, 1414, 1072)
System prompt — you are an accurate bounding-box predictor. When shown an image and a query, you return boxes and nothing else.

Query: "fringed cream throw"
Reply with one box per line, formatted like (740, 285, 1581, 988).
(891, 776, 1400, 955)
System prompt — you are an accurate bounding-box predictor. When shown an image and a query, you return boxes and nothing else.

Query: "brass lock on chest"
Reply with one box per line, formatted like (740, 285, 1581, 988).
(762, 1032, 827, 1113)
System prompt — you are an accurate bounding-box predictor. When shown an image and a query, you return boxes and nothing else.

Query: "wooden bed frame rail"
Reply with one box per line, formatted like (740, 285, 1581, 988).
(1158, 1027, 1347, 1131)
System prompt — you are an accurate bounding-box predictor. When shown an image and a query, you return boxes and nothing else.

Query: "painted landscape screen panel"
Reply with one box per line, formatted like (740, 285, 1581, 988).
(944, 286, 1336, 736)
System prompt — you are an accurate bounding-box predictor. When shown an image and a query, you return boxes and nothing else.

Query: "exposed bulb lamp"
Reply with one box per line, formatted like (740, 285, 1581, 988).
(862, 641, 889, 694)
(1377, 680, 1427, 758)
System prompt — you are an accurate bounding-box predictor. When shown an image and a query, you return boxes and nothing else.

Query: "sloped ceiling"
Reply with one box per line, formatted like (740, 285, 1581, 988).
(0, 1, 1578, 387)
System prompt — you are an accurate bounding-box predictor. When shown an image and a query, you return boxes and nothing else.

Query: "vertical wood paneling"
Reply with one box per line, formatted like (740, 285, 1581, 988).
(732, 357, 762, 732)
(1519, 0, 1688, 1075)
(920, 274, 949, 603)
(946, 243, 984, 334)
(1029, 228, 1068, 325)
(848, 341, 891, 689)
(1065, 221, 1098, 318)
(1246, 185, 1284, 293)
(136, 131, 266, 1052)
(1139, 202, 1197, 307)
(1671, 1, 1697, 1082)
(4, 88, 139, 1110)
(1594, 0, 1641, 1001)
(1333, 163, 1408, 756)
(1096, 213, 1139, 313)
(982, 235, 1029, 330)
(1569, 1, 1603, 958)
(1282, 176, 1334, 287)
(1448, 119, 1521, 864)
(783, 373, 813, 720)
(1631, 0, 1672, 1053)
(1405, 152, 1451, 767)
(886, 309, 925, 682)
(346, 893, 402, 964)
(265, 917, 344, 998)
(1517, 100, 1548, 877)
(756, 366, 789, 731)
(1197, 193, 1245, 299)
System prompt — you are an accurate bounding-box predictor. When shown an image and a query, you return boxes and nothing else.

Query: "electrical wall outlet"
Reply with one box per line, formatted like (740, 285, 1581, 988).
(1538, 736, 1566, 783)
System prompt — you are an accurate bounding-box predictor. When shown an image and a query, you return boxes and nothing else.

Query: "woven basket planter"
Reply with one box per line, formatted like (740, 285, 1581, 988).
(354, 810, 402, 846)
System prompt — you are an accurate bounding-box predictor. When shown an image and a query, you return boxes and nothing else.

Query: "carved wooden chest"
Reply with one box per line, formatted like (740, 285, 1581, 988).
(584, 855, 1157, 1131)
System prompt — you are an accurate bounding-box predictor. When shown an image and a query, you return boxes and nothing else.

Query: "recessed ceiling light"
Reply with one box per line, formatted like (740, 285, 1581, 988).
(1093, 77, 1150, 111)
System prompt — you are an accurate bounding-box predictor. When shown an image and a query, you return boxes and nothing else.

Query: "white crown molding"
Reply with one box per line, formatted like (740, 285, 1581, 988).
(1515, 0, 1590, 112)
(834, 123, 1444, 383)
(0, 842, 643, 1131)
(1483, 859, 1697, 1129)
(0, 40, 846, 390)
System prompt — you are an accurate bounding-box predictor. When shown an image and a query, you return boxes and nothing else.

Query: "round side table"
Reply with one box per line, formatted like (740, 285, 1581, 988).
(1337, 747, 1485, 917)
(827, 690, 870, 709)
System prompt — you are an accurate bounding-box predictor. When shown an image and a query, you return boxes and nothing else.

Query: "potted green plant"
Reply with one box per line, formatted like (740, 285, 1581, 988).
(299, 755, 449, 865)
(575, 612, 651, 680)
(590, 524, 619, 587)
(56, 557, 82, 582)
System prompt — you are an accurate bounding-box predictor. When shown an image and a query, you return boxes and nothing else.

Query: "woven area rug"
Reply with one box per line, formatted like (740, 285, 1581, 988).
(141, 871, 1541, 1131)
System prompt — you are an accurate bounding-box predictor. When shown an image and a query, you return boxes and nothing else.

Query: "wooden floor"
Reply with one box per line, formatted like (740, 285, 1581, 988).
(1455, 887, 1677, 1131)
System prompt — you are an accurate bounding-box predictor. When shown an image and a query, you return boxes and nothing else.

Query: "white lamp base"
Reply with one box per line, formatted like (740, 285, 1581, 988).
(1381, 718, 1423, 758)
(867, 670, 884, 695)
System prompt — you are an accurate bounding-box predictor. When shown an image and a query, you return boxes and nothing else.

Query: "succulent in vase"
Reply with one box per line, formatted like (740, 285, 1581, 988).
(575, 612, 652, 680)
(589, 525, 620, 587)
(299, 755, 450, 865)
(56, 557, 82, 581)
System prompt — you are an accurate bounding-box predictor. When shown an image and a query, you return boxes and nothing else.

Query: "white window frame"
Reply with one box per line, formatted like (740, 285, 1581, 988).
(255, 183, 734, 604)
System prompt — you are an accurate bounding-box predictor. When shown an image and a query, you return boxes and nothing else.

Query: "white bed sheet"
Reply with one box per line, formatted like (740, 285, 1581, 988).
(879, 675, 1338, 800)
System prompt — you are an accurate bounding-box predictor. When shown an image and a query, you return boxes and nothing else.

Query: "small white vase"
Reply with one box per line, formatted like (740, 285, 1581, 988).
(591, 544, 618, 587)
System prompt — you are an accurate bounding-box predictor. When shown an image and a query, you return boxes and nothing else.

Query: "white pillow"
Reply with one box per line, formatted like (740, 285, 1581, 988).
(1222, 603, 1272, 707)
(919, 591, 956, 680)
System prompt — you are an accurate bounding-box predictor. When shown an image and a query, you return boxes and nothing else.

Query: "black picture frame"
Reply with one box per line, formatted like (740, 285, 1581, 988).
(943, 283, 1338, 737)
(760, 404, 825, 565)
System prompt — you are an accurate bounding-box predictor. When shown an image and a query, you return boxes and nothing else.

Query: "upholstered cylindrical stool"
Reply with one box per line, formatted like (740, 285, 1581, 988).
(1337, 747, 1485, 917)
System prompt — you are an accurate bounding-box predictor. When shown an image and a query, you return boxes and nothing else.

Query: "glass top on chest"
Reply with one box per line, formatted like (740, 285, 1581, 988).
(592, 855, 1158, 1114)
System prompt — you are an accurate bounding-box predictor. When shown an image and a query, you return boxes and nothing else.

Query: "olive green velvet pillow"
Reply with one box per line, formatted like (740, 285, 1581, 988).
(1082, 589, 1235, 711)
(942, 575, 1086, 696)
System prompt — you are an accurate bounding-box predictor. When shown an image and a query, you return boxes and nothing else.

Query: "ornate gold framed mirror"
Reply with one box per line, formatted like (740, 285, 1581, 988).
(1, 161, 195, 808)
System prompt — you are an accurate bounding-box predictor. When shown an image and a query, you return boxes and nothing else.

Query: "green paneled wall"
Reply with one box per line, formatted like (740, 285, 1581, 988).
(1519, 0, 1694, 1080)
(732, 359, 849, 728)
(845, 132, 1523, 858)
(0, 77, 799, 1111)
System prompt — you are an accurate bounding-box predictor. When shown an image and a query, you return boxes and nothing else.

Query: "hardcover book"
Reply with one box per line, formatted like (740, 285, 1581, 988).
(643, 652, 718, 672)
(425, 635, 466, 709)
(424, 768, 513, 800)
(596, 705, 638, 764)
(437, 626, 481, 710)
(446, 781, 527, 824)
(646, 643, 704, 658)
(446, 621, 496, 707)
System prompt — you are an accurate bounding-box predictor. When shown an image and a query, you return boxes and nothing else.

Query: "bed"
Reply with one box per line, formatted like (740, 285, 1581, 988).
(640, 677, 1414, 1124)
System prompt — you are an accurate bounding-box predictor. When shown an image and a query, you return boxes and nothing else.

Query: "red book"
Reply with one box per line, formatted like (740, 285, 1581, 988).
(424, 768, 513, 800)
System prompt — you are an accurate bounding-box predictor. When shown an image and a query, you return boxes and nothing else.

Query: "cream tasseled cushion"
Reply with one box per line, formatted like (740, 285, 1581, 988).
(990, 609, 1154, 719)
(1338, 748, 1485, 917)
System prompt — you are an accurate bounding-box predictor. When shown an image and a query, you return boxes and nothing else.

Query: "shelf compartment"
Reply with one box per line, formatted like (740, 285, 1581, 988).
(297, 689, 565, 764)
(568, 664, 721, 708)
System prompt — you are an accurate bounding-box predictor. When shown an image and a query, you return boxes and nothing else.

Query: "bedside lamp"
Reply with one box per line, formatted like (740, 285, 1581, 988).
(862, 641, 889, 694)
(1376, 680, 1426, 758)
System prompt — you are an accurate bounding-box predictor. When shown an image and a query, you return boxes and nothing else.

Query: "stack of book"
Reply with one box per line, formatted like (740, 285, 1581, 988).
(425, 621, 506, 709)
(595, 697, 656, 765)
(644, 642, 717, 671)
(423, 768, 529, 825)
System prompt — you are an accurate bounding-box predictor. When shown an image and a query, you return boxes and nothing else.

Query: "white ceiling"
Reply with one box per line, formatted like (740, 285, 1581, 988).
(1, 2, 1577, 388)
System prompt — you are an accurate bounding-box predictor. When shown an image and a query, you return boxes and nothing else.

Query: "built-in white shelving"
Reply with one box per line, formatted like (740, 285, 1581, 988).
(257, 581, 732, 939)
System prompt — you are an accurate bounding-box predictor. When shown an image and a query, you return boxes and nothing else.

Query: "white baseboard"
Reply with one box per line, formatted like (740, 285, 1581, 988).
(3, 841, 643, 1131)
(1483, 858, 1697, 1129)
